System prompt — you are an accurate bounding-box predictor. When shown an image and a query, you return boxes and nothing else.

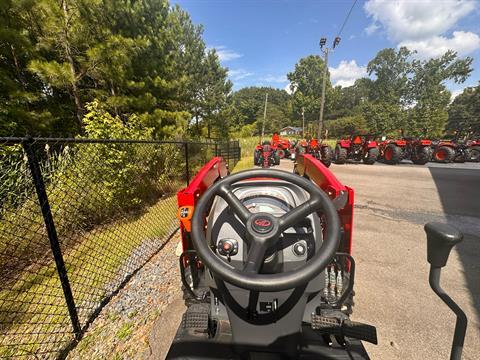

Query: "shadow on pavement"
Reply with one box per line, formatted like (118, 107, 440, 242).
(428, 167, 480, 325)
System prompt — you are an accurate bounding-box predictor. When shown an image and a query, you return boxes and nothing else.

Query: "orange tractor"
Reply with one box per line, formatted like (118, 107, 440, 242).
(379, 138, 432, 165)
(334, 135, 379, 165)
(271, 133, 293, 159)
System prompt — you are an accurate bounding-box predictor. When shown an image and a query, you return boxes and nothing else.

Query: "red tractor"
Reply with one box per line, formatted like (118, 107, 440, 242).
(308, 138, 333, 167)
(292, 139, 308, 161)
(334, 135, 379, 165)
(431, 140, 468, 163)
(253, 141, 280, 168)
(170, 155, 468, 359)
(271, 133, 292, 159)
(466, 139, 480, 162)
(379, 138, 432, 165)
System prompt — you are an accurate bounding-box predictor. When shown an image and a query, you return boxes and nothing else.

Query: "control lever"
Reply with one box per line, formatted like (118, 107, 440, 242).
(424, 222, 467, 360)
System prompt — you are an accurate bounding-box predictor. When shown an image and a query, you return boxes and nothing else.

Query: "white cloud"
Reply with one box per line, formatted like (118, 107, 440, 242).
(364, 0, 480, 59)
(451, 88, 465, 101)
(261, 75, 288, 83)
(364, 0, 477, 42)
(209, 45, 242, 61)
(284, 83, 294, 94)
(399, 31, 480, 59)
(365, 22, 380, 36)
(228, 69, 253, 81)
(329, 60, 367, 88)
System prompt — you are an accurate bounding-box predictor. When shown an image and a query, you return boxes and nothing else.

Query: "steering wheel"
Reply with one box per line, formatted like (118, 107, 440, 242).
(191, 169, 341, 292)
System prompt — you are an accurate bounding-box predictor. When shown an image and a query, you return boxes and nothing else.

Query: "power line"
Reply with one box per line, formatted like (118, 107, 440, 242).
(336, 0, 358, 39)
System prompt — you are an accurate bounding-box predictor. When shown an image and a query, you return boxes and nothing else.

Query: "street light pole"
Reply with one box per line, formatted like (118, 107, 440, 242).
(261, 92, 268, 143)
(302, 107, 305, 138)
(318, 47, 328, 140)
(318, 36, 340, 141)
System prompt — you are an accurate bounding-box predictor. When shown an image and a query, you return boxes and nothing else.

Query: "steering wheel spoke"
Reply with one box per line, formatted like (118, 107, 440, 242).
(278, 197, 321, 231)
(243, 241, 267, 274)
(218, 185, 251, 223)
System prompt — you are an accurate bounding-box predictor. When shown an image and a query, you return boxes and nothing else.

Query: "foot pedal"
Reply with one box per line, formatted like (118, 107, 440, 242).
(182, 304, 209, 330)
(311, 314, 377, 345)
(312, 315, 342, 330)
(342, 320, 378, 345)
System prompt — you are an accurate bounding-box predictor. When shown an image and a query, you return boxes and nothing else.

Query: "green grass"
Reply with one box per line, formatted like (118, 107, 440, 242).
(232, 156, 254, 173)
(238, 136, 261, 158)
(116, 322, 133, 341)
(0, 195, 178, 357)
(233, 137, 258, 173)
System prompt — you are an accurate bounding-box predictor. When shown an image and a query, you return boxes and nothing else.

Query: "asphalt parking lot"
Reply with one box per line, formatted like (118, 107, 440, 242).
(280, 158, 480, 359)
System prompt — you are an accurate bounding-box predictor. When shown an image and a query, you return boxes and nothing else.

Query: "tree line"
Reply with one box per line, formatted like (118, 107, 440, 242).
(1, 0, 478, 140)
(1, 0, 231, 139)
(232, 48, 478, 140)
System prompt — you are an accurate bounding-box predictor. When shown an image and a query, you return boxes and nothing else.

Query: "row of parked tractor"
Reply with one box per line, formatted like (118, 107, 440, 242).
(254, 133, 480, 168)
(253, 134, 334, 168)
(339, 136, 480, 165)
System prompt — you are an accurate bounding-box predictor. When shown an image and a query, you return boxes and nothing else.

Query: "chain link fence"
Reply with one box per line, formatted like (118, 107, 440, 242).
(0, 137, 240, 359)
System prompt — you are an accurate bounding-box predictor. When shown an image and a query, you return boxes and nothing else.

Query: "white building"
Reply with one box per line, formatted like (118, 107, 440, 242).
(279, 126, 302, 136)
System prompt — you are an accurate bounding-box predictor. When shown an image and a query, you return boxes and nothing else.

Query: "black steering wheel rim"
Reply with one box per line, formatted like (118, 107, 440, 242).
(191, 169, 341, 292)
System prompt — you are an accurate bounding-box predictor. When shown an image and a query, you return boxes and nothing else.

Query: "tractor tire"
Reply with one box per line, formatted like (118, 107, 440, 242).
(454, 151, 466, 163)
(467, 146, 480, 162)
(383, 144, 402, 165)
(320, 146, 333, 167)
(433, 146, 455, 163)
(277, 149, 285, 159)
(253, 150, 260, 165)
(334, 146, 347, 164)
(363, 148, 378, 165)
(412, 146, 431, 165)
(274, 153, 280, 165)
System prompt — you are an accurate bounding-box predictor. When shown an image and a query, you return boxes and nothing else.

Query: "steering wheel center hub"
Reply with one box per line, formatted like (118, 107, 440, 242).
(251, 214, 275, 234)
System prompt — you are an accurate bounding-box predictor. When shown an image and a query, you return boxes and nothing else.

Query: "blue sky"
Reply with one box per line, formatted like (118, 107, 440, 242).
(173, 0, 480, 97)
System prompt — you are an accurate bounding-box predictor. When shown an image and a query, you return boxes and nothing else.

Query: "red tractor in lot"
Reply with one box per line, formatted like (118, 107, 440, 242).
(292, 139, 333, 167)
(253, 141, 280, 168)
(271, 133, 292, 159)
(379, 138, 432, 165)
(466, 139, 480, 162)
(308, 138, 333, 167)
(432, 140, 469, 163)
(334, 135, 378, 165)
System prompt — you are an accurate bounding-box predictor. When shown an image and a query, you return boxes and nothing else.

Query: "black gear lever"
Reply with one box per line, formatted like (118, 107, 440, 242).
(424, 222, 467, 360)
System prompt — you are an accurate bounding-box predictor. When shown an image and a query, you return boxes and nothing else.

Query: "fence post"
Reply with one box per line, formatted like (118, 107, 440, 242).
(226, 141, 230, 169)
(184, 142, 190, 186)
(214, 142, 218, 157)
(22, 137, 82, 339)
(235, 140, 240, 164)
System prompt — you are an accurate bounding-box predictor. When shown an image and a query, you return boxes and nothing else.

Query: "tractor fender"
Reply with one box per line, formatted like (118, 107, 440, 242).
(366, 141, 378, 148)
(419, 139, 432, 146)
(437, 142, 455, 149)
(338, 139, 350, 148)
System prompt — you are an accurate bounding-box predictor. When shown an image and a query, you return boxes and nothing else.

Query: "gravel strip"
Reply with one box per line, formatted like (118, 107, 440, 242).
(67, 233, 182, 360)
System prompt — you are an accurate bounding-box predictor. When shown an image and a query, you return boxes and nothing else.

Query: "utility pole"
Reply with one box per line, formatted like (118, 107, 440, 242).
(318, 36, 340, 140)
(261, 92, 268, 143)
(318, 47, 328, 140)
(301, 107, 305, 138)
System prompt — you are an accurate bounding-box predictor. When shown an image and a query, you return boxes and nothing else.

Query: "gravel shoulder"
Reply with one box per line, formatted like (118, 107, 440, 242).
(67, 233, 182, 360)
